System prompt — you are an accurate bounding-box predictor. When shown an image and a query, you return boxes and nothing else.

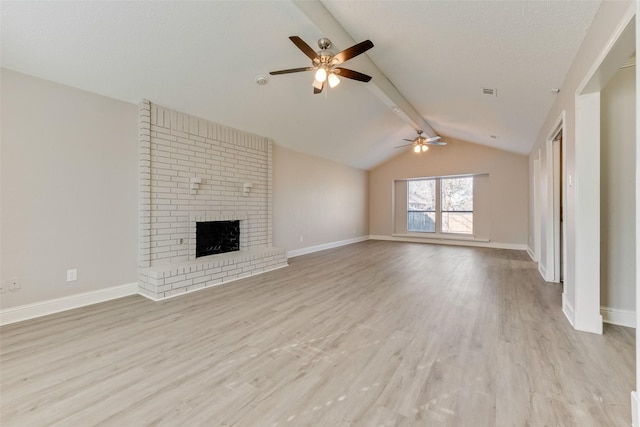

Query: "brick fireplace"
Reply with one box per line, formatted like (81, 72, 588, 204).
(137, 100, 287, 300)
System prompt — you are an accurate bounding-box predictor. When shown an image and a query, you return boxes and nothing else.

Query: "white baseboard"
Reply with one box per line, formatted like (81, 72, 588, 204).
(632, 391, 639, 427)
(601, 306, 636, 328)
(0, 283, 138, 326)
(562, 293, 575, 327)
(2, 263, 292, 323)
(287, 236, 369, 258)
(538, 263, 547, 281)
(369, 234, 527, 251)
(526, 246, 536, 261)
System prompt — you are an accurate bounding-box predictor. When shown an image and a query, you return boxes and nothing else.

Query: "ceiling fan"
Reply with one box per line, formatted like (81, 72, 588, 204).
(395, 130, 447, 153)
(270, 36, 374, 94)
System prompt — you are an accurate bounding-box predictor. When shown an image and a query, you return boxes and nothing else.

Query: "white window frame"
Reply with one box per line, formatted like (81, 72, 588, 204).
(407, 178, 437, 233)
(440, 176, 474, 235)
(407, 176, 474, 235)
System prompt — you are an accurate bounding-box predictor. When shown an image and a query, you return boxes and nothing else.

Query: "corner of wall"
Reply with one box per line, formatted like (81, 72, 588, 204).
(138, 99, 151, 268)
(562, 293, 575, 326)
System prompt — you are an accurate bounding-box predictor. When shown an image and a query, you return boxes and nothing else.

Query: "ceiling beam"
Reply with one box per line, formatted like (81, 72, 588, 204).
(293, 0, 437, 137)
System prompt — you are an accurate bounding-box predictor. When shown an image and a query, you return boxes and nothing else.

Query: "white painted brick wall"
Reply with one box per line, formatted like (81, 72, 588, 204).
(138, 101, 287, 300)
(138, 247, 287, 300)
(145, 103, 271, 265)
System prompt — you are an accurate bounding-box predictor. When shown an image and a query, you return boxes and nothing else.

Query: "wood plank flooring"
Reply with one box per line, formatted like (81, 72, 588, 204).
(0, 241, 634, 426)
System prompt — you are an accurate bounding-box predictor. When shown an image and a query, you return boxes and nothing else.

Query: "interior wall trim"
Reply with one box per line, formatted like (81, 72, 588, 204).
(601, 306, 636, 328)
(0, 283, 138, 326)
(370, 235, 527, 251)
(538, 263, 547, 281)
(562, 293, 575, 326)
(287, 236, 370, 258)
(632, 391, 639, 427)
(526, 246, 536, 261)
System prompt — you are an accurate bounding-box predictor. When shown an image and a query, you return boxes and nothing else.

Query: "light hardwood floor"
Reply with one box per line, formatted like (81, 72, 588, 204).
(0, 241, 635, 426)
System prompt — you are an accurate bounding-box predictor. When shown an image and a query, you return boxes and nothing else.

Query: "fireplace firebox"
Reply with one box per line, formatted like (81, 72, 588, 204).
(196, 220, 240, 258)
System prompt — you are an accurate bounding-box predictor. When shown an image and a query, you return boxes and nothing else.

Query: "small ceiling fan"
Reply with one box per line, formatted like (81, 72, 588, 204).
(395, 130, 447, 153)
(270, 36, 374, 94)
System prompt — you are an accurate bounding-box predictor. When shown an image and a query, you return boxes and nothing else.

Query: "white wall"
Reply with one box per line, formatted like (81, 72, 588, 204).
(600, 66, 636, 313)
(273, 145, 369, 253)
(527, 0, 634, 321)
(1, 69, 139, 308)
(369, 136, 528, 247)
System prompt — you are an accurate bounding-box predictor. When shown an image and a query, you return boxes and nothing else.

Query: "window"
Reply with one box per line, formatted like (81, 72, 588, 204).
(408, 179, 436, 232)
(407, 176, 473, 235)
(441, 177, 473, 234)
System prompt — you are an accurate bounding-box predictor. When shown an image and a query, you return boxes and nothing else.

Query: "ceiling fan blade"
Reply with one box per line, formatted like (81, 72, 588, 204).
(313, 80, 325, 94)
(334, 67, 372, 82)
(395, 143, 414, 149)
(333, 40, 374, 64)
(403, 139, 414, 142)
(427, 141, 448, 146)
(269, 67, 315, 75)
(289, 36, 319, 61)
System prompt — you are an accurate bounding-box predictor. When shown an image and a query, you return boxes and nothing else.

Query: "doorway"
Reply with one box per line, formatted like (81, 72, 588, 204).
(545, 114, 566, 285)
(553, 131, 564, 283)
(533, 150, 542, 264)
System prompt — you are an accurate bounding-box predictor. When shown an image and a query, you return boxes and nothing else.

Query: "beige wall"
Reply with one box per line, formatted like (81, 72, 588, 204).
(1, 70, 372, 308)
(1, 69, 139, 308)
(273, 145, 368, 252)
(0, 69, 371, 308)
(391, 175, 491, 239)
(369, 137, 528, 246)
(527, 1, 634, 311)
(600, 66, 636, 311)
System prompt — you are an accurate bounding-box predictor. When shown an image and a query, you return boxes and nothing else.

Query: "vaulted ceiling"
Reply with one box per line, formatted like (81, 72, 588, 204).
(1, 1, 601, 170)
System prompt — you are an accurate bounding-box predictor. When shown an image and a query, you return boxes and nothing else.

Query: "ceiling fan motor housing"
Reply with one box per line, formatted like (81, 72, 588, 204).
(318, 38, 332, 49)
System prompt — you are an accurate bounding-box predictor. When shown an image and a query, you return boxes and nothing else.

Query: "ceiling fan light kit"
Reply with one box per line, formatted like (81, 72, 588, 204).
(328, 72, 340, 88)
(270, 36, 373, 94)
(413, 144, 428, 153)
(315, 67, 327, 82)
(396, 130, 447, 154)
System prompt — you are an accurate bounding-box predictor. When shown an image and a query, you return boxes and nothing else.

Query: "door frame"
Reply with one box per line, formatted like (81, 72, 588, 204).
(533, 150, 542, 263)
(545, 112, 566, 284)
(571, 7, 635, 335)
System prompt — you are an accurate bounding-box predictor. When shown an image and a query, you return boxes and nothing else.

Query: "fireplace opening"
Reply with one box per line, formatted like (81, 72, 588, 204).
(196, 220, 240, 258)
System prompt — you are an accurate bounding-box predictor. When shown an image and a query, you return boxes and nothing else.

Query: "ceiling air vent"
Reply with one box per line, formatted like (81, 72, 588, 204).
(482, 88, 497, 97)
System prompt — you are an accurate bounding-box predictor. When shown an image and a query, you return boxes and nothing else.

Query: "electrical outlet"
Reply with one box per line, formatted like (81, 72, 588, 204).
(66, 269, 77, 282)
(299, 236, 303, 243)
(9, 278, 20, 292)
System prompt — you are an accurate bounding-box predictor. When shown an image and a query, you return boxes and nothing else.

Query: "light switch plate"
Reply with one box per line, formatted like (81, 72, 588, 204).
(67, 269, 77, 282)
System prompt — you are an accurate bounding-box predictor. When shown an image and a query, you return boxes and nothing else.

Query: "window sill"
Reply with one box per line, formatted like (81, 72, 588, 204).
(392, 233, 489, 243)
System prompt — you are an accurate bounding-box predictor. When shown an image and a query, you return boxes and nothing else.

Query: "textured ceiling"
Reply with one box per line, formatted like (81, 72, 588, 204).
(1, 1, 601, 170)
